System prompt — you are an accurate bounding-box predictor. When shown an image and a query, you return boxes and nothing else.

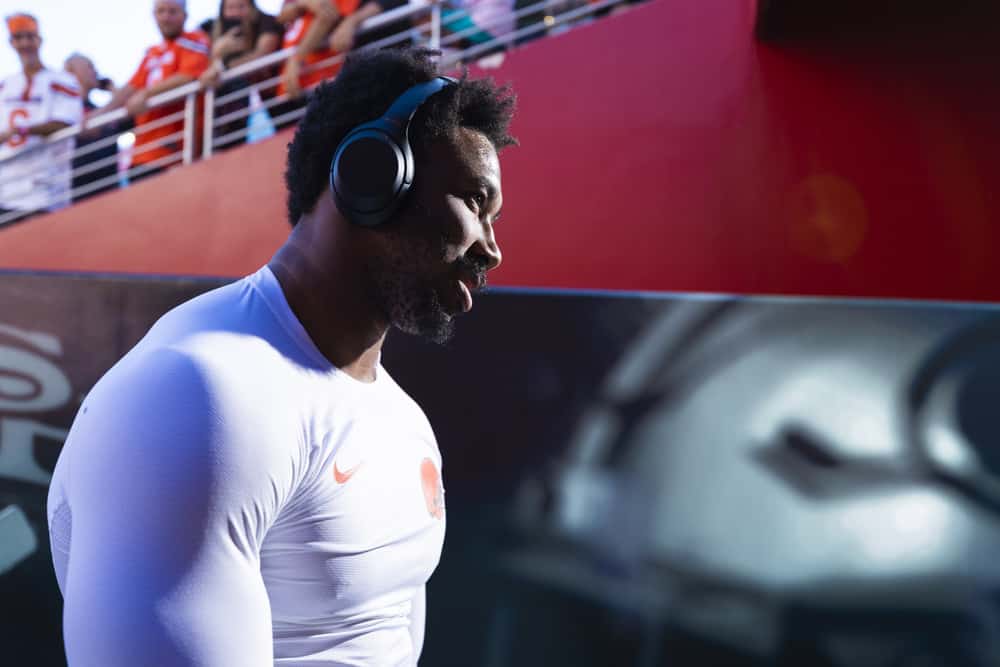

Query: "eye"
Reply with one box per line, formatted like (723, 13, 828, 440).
(465, 192, 486, 214)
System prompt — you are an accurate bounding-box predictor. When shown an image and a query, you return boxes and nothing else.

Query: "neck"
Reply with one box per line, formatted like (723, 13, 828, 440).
(268, 221, 389, 383)
(21, 57, 42, 76)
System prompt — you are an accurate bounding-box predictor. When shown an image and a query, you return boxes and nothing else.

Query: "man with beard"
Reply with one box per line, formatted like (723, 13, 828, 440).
(99, 0, 209, 179)
(47, 47, 515, 666)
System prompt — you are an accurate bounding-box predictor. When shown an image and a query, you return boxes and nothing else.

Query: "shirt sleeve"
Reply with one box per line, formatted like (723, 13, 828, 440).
(176, 36, 211, 77)
(60, 348, 275, 666)
(336, 0, 364, 17)
(49, 75, 84, 126)
(128, 52, 150, 90)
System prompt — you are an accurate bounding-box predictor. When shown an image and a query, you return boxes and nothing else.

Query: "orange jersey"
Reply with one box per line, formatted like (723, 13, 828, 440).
(128, 31, 210, 165)
(278, 0, 362, 95)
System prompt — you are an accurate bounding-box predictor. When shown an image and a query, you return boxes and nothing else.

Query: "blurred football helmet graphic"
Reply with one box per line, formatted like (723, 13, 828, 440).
(501, 298, 1000, 667)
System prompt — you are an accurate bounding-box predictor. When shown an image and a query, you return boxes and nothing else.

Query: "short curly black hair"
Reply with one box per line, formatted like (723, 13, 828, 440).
(284, 47, 517, 226)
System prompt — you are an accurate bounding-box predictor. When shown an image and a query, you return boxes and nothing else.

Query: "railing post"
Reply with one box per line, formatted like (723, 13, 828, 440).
(430, 1, 441, 49)
(202, 88, 215, 160)
(182, 92, 196, 165)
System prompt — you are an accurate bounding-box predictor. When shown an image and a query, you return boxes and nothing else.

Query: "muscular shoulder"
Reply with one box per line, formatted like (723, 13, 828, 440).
(70, 342, 308, 519)
(102, 279, 306, 428)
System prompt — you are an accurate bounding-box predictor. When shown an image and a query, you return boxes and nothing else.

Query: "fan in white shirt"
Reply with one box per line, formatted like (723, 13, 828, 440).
(0, 13, 83, 218)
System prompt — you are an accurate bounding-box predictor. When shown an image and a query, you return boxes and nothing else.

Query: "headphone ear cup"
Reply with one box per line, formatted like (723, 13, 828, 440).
(329, 77, 454, 227)
(330, 125, 411, 227)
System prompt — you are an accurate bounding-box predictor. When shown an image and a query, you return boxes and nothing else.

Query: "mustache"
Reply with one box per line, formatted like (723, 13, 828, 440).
(455, 254, 490, 291)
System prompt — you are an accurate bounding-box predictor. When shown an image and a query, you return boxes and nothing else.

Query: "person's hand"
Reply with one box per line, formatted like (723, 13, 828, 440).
(329, 16, 359, 53)
(200, 62, 223, 89)
(126, 90, 150, 118)
(213, 27, 246, 59)
(282, 59, 304, 99)
(0, 128, 14, 145)
(77, 112, 100, 141)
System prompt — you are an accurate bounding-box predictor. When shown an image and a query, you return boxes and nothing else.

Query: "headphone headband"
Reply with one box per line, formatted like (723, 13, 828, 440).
(383, 76, 457, 128)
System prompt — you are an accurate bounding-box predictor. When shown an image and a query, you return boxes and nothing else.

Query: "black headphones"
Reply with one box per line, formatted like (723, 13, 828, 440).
(329, 76, 457, 228)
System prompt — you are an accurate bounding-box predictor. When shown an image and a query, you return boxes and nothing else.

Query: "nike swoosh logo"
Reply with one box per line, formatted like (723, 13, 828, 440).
(333, 460, 362, 484)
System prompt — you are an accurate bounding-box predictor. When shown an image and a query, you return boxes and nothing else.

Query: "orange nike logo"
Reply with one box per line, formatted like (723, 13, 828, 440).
(333, 460, 362, 484)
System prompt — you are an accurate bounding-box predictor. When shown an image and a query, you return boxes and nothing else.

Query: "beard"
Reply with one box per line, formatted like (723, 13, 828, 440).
(365, 232, 457, 345)
(380, 270, 456, 344)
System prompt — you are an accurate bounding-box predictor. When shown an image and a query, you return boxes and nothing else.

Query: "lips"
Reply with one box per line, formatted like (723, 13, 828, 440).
(455, 271, 483, 313)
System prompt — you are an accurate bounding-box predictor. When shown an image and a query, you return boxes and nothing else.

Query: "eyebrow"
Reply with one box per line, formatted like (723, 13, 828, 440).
(473, 177, 496, 197)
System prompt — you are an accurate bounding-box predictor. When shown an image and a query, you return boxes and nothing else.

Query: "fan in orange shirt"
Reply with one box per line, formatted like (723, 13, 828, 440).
(276, 0, 385, 99)
(98, 0, 209, 175)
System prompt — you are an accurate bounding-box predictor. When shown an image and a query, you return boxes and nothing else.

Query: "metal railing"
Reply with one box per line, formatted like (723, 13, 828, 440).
(0, 0, 628, 228)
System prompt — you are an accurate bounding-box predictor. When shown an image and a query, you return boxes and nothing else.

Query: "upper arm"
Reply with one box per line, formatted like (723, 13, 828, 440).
(254, 32, 281, 57)
(103, 83, 136, 113)
(302, 0, 338, 20)
(351, 1, 383, 23)
(61, 349, 274, 666)
(276, 0, 306, 23)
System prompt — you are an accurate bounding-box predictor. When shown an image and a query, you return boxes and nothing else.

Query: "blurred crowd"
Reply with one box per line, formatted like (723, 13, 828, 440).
(0, 0, 614, 225)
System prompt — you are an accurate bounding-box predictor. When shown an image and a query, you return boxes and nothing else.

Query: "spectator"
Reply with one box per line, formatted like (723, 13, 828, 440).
(354, 0, 413, 50)
(275, 0, 386, 101)
(267, 0, 394, 130)
(325, 0, 391, 52)
(99, 0, 210, 181)
(64, 54, 116, 114)
(0, 13, 83, 225)
(199, 0, 282, 86)
(440, 0, 515, 51)
(64, 53, 125, 199)
(275, 0, 342, 103)
(198, 0, 283, 148)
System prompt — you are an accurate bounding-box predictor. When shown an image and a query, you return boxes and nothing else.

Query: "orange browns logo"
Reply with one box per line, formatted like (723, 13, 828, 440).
(420, 458, 445, 520)
(7, 109, 29, 148)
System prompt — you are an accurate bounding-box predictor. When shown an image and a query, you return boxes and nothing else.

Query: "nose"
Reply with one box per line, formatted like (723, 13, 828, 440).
(469, 222, 502, 273)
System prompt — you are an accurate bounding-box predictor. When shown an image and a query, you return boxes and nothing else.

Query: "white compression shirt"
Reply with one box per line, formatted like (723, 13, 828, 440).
(47, 266, 446, 666)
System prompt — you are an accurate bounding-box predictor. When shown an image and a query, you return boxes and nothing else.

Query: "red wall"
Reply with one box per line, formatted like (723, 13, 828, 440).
(2, 0, 999, 300)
